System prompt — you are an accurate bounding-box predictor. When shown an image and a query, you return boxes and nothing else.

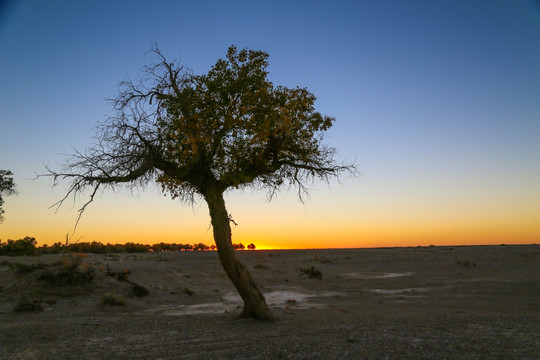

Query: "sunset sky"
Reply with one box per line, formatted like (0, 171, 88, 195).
(1, 0, 539, 249)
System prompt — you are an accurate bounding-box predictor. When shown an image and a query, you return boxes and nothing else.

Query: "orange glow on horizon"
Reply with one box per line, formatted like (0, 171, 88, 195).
(25, 228, 538, 250)
(1, 187, 538, 250)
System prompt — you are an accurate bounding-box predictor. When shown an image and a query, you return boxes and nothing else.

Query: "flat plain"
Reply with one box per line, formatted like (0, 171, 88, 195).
(0, 245, 538, 359)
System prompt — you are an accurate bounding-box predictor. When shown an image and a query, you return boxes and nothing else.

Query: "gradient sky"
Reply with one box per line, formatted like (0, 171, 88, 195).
(1, 0, 539, 249)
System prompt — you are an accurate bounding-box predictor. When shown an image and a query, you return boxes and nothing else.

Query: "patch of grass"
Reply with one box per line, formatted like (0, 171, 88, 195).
(317, 256, 332, 264)
(14, 262, 47, 276)
(14, 299, 43, 313)
(297, 266, 322, 279)
(6, 253, 95, 285)
(100, 293, 126, 306)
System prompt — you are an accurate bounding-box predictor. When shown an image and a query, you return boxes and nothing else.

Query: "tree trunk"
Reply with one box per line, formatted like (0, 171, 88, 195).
(204, 187, 275, 321)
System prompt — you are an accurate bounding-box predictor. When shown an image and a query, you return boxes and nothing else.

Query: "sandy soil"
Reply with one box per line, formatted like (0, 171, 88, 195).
(0, 245, 538, 359)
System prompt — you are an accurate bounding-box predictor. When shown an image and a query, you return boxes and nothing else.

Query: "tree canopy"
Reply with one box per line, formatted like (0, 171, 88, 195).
(49, 46, 349, 209)
(44, 45, 354, 320)
(0, 170, 16, 223)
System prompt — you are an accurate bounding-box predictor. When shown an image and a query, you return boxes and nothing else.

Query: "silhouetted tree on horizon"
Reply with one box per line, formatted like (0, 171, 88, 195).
(0, 170, 16, 223)
(42, 45, 355, 320)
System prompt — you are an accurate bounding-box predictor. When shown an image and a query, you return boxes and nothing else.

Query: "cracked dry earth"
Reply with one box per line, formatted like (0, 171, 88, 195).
(1, 245, 539, 359)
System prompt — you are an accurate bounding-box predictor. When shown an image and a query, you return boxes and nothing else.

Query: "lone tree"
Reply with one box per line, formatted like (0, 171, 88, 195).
(44, 46, 354, 320)
(0, 170, 16, 223)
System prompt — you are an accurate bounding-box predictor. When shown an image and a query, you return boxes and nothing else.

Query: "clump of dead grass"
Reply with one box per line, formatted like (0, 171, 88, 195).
(297, 266, 322, 279)
(38, 253, 95, 285)
(100, 293, 126, 306)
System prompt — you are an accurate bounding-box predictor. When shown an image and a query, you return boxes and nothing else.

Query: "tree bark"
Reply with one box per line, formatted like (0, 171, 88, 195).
(204, 187, 275, 321)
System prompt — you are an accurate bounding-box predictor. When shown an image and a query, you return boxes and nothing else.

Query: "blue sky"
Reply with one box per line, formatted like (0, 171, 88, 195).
(1, 0, 539, 248)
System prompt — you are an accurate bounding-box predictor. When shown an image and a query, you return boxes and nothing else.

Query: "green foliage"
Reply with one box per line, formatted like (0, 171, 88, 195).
(42, 46, 353, 321)
(46, 45, 350, 211)
(0, 169, 16, 223)
(0, 237, 37, 256)
(151, 45, 340, 200)
(0, 238, 226, 256)
(297, 266, 322, 279)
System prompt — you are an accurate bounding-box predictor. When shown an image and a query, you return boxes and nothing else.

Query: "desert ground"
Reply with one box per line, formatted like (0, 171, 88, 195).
(0, 245, 538, 359)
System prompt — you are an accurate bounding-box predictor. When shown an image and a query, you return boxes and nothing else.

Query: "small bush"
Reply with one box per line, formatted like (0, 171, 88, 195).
(117, 269, 130, 281)
(39, 266, 94, 285)
(100, 293, 126, 306)
(182, 287, 195, 296)
(38, 262, 95, 285)
(104, 265, 131, 281)
(297, 266, 322, 279)
(131, 283, 149, 297)
(14, 300, 43, 313)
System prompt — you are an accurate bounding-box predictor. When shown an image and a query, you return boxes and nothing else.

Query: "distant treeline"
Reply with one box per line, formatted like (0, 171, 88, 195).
(0, 236, 256, 256)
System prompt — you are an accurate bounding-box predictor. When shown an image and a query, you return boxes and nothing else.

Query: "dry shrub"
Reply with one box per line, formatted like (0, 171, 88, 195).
(297, 266, 322, 279)
(100, 293, 126, 306)
(14, 300, 43, 313)
(131, 283, 149, 297)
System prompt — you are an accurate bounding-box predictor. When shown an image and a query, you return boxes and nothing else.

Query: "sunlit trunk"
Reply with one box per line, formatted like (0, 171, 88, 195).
(204, 187, 275, 321)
